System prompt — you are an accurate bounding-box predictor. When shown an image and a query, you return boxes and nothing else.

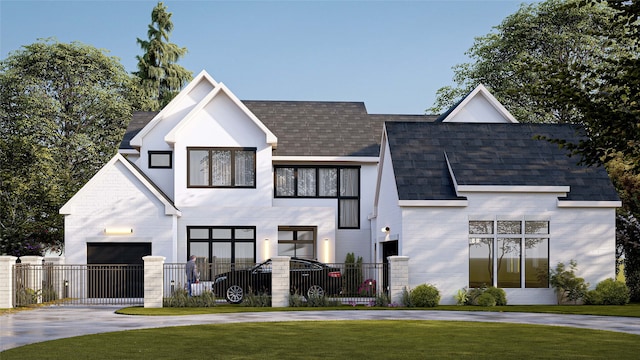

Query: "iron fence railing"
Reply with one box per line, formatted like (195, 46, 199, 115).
(13, 263, 144, 307)
(163, 260, 387, 305)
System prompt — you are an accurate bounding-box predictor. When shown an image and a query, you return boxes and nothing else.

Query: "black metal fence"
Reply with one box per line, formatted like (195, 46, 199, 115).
(163, 260, 387, 305)
(13, 263, 144, 307)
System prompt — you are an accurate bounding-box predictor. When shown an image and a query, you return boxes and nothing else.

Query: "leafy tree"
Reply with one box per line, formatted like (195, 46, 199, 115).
(0, 39, 136, 255)
(134, 1, 192, 110)
(550, 260, 589, 304)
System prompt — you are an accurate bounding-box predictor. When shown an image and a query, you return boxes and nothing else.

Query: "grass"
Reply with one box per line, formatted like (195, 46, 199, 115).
(1, 320, 639, 359)
(115, 303, 640, 317)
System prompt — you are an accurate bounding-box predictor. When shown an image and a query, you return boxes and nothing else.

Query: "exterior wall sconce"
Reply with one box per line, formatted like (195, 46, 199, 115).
(324, 238, 330, 263)
(381, 226, 390, 233)
(104, 227, 133, 235)
(264, 238, 270, 259)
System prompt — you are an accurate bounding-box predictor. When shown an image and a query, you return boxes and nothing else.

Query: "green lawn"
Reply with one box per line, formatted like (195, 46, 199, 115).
(2, 320, 639, 359)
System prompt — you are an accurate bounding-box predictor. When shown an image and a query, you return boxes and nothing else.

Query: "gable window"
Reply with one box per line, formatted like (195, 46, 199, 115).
(278, 226, 316, 259)
(469, 218, 549, 289)
(148, 151, 172, 168)
(188, 147, 256, 188)
(274, 166, 360, 229)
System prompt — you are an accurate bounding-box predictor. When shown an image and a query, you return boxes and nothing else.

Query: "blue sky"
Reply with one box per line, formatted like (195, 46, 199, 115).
(1, 0, 532, 114)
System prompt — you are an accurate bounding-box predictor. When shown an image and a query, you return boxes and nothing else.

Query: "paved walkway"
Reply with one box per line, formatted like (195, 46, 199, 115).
(1, 306, 639, 351)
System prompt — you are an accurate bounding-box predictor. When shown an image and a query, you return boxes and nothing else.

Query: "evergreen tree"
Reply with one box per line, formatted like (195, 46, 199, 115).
(134, 2, 192, 110)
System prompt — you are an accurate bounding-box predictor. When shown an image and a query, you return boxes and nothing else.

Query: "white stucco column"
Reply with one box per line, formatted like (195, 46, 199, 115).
(271, 256, 290, 307)
(143, 256, 165, 308)
(0, 256, 18, 308)
(388, 256, 409, 305)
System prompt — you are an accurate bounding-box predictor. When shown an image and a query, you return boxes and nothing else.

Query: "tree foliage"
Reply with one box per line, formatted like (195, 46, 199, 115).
(134, 1, 192, 110)
(0, 39, 136, 255)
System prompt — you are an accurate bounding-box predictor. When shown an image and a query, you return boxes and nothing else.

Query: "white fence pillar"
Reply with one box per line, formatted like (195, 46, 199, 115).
(143, 256, 165, 308)
(271, 256, 290, 307)
(0, 256, 18, 308)
(388, 256, 409, 305)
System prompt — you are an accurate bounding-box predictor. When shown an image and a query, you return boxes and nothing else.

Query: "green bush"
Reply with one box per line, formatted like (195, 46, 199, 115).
(467, 285, 487, 305)
(409, 284, 440, 307)
(401, 287, 413, 307)
(242, 288, 271, 307)
(454, 287, 468, 306)
(549, 260, 589, 304)
(476, 292, 497, 307)
(484, 287, 507, 306)
(163, 287, 217, 307)
(585, 278, 630, 305)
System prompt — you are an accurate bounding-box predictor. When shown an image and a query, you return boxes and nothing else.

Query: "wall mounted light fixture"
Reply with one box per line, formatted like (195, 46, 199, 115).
(381, 226, 390, 233)
(104, 227, 133, 235)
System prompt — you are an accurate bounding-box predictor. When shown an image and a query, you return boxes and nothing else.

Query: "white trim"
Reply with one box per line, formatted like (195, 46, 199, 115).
(557, 200, 622, 208)
(273, 156, 379, 164)
(118, 149, 139, 155)
(130, 70, 219, 148)
(442, 84, 518, 123)
(443, 151, 460, 197)
(398, 200, 468, 207)
(456, 185, 570, 193)
(60, 153, 181, 216)
(164, 82, 277, 147)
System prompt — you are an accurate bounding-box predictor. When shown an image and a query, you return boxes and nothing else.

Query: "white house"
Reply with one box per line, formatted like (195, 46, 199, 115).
(60, 72, 620, 304)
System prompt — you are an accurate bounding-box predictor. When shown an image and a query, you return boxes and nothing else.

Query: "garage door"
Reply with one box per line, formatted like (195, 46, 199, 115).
(86, 243, 151, 298)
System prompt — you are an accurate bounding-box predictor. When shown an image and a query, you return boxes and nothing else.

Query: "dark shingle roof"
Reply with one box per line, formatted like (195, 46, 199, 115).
(385, 122, 620, 202)
(119, 102, 436, 157)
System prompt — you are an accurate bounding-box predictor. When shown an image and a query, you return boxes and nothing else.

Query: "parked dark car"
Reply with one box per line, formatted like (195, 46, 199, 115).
(213, 258, 342, 303)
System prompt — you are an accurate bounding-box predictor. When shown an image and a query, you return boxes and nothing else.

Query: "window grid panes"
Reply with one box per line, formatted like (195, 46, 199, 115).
(187, 226, 256, 279)
(274, 166, 360, 229)
(469, 219, 549, 289)
(277, 227, 316, 260)
(187, 148, 256, 188)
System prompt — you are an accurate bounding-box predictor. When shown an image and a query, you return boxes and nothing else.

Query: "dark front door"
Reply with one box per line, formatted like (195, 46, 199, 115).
(381, 240, 398, 293)
(86, 243, 150, 298)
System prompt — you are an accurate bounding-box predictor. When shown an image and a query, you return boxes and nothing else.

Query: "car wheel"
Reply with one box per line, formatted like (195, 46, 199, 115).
(226, 285, 244, 304)
(307, 285, 325, 298)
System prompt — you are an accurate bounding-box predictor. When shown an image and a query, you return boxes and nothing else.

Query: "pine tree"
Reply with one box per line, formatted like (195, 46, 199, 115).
(134, 2, 192, 110)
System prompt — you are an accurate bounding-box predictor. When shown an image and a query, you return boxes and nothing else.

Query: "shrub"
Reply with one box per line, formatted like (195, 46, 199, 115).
(484, 287, 507, 306)
(242, 288, 271, 307)
(550, 260, 589, 304)
(401, 286, 413, 307)
(372, 291, 390, 307)
(476, 292, 497, 307)
(467, 285, 487, 305)
(454, 287, 468, 306)
(409, 284, 440, 307)
(163, 287, 217, 307)
(289, 292, 307, 307)
(585, 278, 630, 305)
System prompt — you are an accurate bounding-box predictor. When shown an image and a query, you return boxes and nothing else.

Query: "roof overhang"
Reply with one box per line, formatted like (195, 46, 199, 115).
(557, 200, 622, 208)
(398, 200, 469, 207)
(273, 156, 379, 164)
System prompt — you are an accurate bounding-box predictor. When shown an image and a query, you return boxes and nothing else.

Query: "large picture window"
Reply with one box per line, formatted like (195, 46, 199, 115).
(469, 219, 549, 289)
(187, 226, 256, 279)
(274, 166, 360, 229)
(277, 227, 316, 259)
(187, 147, 256, 188)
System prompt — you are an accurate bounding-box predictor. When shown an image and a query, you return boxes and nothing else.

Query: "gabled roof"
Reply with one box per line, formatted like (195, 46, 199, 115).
(436, 84, 518, 123)
(60, 153, 181, 216)
(119, 102, 437, 157)
(385, 122, 620, 202)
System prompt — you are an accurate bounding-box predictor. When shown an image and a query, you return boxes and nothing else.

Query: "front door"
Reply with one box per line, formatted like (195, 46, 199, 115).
(381, 240, 398, 293)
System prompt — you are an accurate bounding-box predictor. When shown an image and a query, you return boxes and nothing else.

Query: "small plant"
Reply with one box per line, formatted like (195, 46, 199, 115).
(484, 287, 507, 306)
(409, 284, 440, 307)
(550, 260, 589, 304)
(288, 292, 307, 307)
(454, 287, 468, 305)
(372, 291, 391, 307)
(242, 288, 271, 307)
(163, 286, 217, 307)
(401, 286, 413, 307)
(467, 284, 487, 305)
(585, 278, 630, 305)
(476, 292, 497, 307)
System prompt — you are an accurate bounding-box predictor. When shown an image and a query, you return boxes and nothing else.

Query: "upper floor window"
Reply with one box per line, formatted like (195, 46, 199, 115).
(148, 151, 172, 169)
(274, 166, 360, 229)
(188, 147, 256, 188)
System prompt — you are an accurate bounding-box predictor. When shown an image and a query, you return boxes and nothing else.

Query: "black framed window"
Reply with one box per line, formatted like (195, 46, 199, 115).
(274, 166, 360, 229)
(148, 151, 172, 168)
(188, 147, 256, 188)
(187, 226, 256, 279)
(277, 226, 316, 259)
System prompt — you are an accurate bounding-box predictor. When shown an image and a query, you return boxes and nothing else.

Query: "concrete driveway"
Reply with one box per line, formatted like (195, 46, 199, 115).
(2, 306, 639, 351)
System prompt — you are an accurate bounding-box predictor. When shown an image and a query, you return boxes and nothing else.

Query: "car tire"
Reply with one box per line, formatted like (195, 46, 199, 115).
(306, 285, 325, 298)
(226, 284, 244, 304)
